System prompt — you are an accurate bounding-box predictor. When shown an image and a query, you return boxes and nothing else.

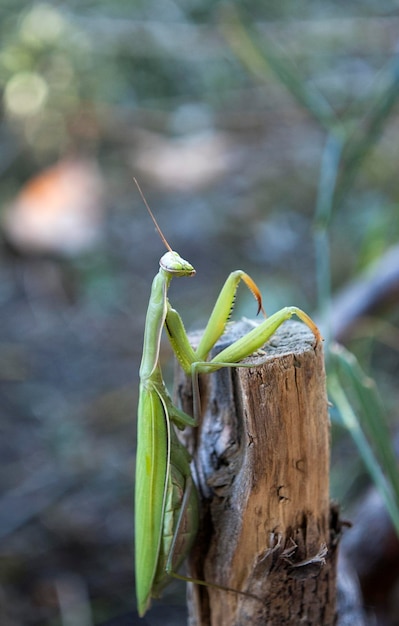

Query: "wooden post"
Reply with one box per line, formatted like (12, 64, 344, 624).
(175, 320, 338, 626)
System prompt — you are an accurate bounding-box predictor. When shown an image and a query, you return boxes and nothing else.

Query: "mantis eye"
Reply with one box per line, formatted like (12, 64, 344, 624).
(160, 251, 196, 277)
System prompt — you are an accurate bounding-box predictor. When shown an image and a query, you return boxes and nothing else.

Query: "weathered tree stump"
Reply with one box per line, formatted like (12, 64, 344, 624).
(174, 319, 339, 626)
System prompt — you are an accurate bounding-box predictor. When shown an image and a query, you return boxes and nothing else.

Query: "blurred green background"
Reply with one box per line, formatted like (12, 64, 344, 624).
(1, 2, 399, 625)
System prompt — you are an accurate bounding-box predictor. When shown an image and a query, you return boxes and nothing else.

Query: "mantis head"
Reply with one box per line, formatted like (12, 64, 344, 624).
(160, 251, 196, 277)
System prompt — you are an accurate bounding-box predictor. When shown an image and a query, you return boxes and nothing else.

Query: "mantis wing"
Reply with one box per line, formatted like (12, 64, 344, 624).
(135, 384, 169, 617)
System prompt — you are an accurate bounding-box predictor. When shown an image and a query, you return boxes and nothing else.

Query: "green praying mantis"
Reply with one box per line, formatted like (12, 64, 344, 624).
(134, 180, 321, 617)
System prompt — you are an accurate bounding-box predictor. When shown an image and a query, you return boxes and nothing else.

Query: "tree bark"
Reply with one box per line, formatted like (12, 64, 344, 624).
(174, 319, 339, 626)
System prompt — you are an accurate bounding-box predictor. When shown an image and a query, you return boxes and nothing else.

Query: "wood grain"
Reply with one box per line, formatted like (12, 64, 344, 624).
(175, 320, 338, 625)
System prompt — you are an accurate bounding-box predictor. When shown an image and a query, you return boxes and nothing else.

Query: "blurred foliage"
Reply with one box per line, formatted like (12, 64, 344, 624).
(225, 13, 399, 623)
(1, 2, 399, 625)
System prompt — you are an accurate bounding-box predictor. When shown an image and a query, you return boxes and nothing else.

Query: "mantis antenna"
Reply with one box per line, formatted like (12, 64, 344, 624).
(133, 177, 172, 252)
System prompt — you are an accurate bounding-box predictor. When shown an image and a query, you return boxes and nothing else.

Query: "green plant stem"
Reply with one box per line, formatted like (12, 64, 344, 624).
(328, 371, 399, 537)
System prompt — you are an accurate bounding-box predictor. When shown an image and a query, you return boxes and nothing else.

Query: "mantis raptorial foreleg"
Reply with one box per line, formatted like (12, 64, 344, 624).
(134, 179, 321, 617)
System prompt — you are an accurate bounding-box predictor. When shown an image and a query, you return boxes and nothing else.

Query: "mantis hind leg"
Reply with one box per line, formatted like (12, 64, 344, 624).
(165, 474, 198, 577)
(151, 443, 199, 597)
(162, 470, 263, 605)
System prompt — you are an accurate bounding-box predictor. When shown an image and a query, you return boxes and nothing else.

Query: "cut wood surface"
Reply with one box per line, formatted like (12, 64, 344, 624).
(175, 319, 338, 626)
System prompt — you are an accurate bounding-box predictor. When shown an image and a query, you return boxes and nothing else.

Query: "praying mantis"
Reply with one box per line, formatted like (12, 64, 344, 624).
(134, 180, 321, 617)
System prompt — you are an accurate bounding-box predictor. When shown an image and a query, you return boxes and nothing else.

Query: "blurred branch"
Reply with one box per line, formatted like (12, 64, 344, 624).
(330, 244, 399, 342)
